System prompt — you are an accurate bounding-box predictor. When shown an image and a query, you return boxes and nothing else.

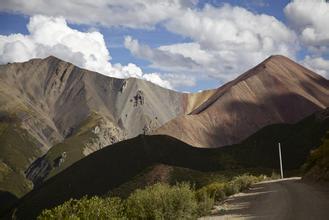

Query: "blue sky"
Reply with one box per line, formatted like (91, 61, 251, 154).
(0, 0, 328, 92)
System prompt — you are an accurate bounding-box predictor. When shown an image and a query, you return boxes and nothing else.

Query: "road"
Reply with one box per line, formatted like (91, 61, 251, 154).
(202, 177, 329, 220)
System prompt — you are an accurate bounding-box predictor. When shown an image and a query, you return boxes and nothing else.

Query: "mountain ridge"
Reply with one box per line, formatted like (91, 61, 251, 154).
(155, 55, 329, 147)
(0, 55, 215, 198)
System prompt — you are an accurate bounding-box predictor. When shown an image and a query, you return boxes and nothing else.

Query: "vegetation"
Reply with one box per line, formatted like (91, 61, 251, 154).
(9, 109, 329, 219)
(37, 174, 266, 219)
(28, 113, 104, 185)
(37, 196, 125, 220)
(126, 183, 198, 219)
(108, 165, 273, 198)
(0, 121, 40, 197)
(303, 132, 329, 181)
(196, 174, 266, 202)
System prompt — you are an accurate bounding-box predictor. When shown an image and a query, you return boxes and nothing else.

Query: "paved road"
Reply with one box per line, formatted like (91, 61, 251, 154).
(202, 177, 329, 220)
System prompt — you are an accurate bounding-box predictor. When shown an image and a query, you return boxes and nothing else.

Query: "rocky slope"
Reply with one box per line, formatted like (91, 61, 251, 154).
(0, 56, 212, 197)
(155, 55, 329, 147)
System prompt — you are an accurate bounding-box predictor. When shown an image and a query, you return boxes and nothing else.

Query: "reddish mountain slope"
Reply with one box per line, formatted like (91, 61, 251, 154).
(155, 55, 329, 147)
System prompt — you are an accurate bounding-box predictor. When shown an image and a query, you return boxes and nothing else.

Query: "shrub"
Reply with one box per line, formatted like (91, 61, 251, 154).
(197, 174, 261, 202)
(270, 171, 281, 180)
(126, 183, 198, 219)
(195, 190, 214, 216)
(37, 196, 126, 220)
(223, 182, 239, 196)
(196, 182, 226, 201)
(231, 174, 258, 191)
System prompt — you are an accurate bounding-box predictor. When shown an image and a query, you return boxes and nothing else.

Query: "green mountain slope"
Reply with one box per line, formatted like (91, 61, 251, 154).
(6, 108, 329, 219)
(0, 119, 41, 195)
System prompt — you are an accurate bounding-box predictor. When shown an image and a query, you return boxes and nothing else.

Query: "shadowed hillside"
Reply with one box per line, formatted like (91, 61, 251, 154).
(5, 108, 329, 219)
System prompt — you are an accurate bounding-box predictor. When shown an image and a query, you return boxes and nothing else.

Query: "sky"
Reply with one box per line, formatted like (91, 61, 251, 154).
(0, 0, 329, 92)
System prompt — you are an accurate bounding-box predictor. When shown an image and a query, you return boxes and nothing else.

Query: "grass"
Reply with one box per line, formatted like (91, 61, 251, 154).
(0, 121, 40, 197)
(0, 117, 42, 214)
(26, 113, 106, 184)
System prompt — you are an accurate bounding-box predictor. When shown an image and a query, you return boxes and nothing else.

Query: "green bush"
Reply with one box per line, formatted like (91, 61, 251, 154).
(126, 183, 198, 219)
(231, 174, 258, 191)
(37, 196, 126, 220)
(37, 175, 264, 219)
(196, 174, 261, 202)
(195, 190, 214, 216)
(223, 182, 239, 196)
(196, 182, 226, 201)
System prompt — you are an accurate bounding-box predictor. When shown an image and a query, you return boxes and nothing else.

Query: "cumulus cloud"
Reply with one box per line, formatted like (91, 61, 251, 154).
(0, 0, 196, 29)
(0, 15, 172, 89)
(284, 0, 329, 54)
(302, 56, 329, 78)
(3, 1, 326, 88)
(125, 4, 298, 81)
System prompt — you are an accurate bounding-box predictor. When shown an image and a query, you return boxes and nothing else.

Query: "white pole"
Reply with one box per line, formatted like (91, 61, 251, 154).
(278, 143, 284, 179)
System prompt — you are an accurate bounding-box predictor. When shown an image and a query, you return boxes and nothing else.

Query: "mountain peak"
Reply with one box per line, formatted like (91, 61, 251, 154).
(156, 55, 329, 147)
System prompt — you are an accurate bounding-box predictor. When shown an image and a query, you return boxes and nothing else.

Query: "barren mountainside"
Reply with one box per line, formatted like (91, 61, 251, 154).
(0, 56, 213, 197)
(155, 55, 329, 147)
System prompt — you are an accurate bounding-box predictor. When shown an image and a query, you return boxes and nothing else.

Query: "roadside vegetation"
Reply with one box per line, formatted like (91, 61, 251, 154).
(37, 174, 269, 219)
(303, 132, 329, 181)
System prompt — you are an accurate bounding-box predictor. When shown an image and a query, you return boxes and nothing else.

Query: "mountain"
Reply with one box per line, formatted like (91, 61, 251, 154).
(0, 56, 212, 198)
(13, 54, 329, 189)
(6, 107, 329, 219)
(155, 55, 329, 147)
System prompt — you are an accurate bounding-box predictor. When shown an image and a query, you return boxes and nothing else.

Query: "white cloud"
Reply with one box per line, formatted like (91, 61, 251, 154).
(161, 73, 197, 88)
(143, 73, 173, 89)
(125, 4, 298, 81)
(124, 36, 200, 71)
(302, 56, 329, 78)
(166, 4, 297, 53)
(284, 0, 329, 54)
(159, 43, 213, 67)
(0, 15, 172, 89)
(0, 0, 196, 29)
(3, 1, 324, 89)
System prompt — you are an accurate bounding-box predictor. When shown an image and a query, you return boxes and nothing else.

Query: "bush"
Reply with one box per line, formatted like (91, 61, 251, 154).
(196, 182, 226, 201)
(270, 171, 281, 180)
(37, 196, 126, 220)
(223, 182, 239, 196)
(195, 190, 214, 216)
(231, 174, 258, 191)
(197, 174, 261, 202)
(126, 183, 198, 219)
(37, 175, 264, 219)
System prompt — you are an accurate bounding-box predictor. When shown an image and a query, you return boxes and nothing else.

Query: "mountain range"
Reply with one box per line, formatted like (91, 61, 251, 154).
(0, 54, 329, 218)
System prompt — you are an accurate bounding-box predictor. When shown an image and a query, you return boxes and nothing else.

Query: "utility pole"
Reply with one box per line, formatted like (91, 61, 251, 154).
(278, 142, 284, 179)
